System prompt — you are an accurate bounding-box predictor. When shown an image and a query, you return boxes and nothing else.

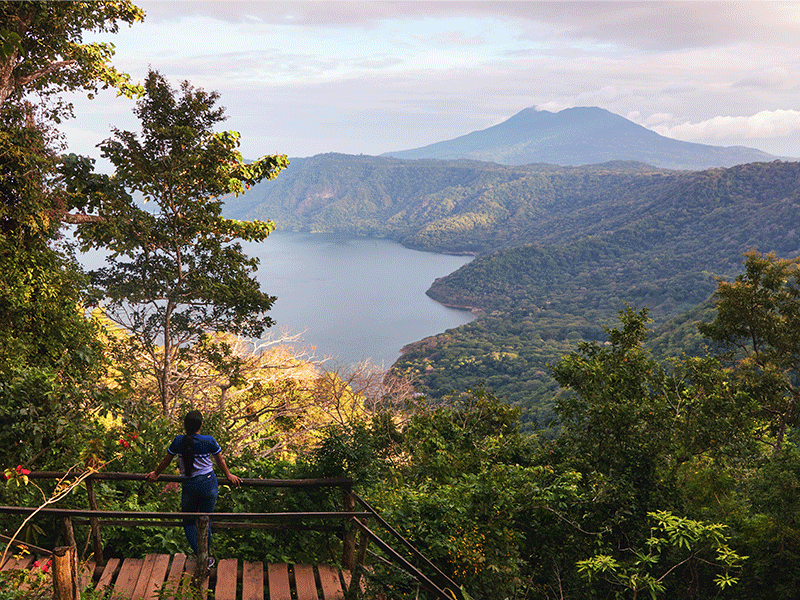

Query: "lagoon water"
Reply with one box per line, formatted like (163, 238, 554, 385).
(240, 232, 475, 367)
(80, 231, 475, 368)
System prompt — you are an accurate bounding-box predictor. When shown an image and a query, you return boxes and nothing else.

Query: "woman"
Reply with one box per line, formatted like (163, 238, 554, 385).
(146, 410, 241, 563)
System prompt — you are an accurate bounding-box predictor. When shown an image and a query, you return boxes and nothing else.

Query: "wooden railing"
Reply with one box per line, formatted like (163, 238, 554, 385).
(0, 472, 466, 600)
(349, 492, 465, 600)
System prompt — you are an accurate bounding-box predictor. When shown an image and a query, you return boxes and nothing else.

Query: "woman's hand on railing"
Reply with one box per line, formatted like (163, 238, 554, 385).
(226, 474, 243, 488)
(147, 454, 174, 483)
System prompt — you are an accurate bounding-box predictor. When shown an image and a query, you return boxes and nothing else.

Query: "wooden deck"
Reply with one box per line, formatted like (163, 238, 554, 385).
(1, 553, 349, 600)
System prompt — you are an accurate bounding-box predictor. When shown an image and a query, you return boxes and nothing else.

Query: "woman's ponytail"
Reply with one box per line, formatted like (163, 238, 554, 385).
(181, 410, 203, 477)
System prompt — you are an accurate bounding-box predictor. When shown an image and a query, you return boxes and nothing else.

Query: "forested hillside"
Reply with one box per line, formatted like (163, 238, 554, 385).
(230, 156, 800, 422)
(225, 154, 672, 253)
(398, 161, 800, 420)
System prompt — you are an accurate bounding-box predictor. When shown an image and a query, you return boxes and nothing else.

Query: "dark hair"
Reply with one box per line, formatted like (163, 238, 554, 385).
(181, 411, 203, 477)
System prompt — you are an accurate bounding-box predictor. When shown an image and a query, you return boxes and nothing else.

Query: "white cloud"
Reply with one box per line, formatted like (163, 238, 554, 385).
(653, 109, 800, 141)
(63, 2, 800, 159)
(641, 112, 674, 126)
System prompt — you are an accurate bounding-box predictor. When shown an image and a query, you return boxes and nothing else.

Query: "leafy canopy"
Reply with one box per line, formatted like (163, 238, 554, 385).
(64, 69, 288, 416)
(0, 1, 144, 116)
(699, 250, 800, 452)
(0, 107, 107, 467)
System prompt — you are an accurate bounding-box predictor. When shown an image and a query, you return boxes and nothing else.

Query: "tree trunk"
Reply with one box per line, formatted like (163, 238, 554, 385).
(194, 516, 210, 588)
(52, 545, 78, 600)
(86, 479, 104, 565)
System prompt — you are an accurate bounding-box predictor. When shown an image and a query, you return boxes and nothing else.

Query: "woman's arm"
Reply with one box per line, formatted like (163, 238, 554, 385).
(213, 452, 242, 487)
(146, 454, 174, 482)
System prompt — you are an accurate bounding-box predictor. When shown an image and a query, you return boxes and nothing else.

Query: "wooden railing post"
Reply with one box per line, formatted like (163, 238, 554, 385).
(342, 483, 356, 570)
(85, 479, 104, 565)
(61, 516, 76, 548)
(52, 545, 78, 600)
(345, 526, 370, 600)
(194, 516, 210, 587)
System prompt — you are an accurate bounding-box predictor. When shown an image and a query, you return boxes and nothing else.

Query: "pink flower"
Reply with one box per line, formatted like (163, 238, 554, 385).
(160, 481, 180, 495)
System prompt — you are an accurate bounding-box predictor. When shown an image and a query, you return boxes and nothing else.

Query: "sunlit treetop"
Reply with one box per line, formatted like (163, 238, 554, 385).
(0, 0, 144, 119)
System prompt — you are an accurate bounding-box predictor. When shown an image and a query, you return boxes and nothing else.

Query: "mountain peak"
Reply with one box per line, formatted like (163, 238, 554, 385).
(383, 106, 779, 170)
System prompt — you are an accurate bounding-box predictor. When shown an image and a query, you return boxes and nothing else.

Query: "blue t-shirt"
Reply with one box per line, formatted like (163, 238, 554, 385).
(167, 434, 221, 477)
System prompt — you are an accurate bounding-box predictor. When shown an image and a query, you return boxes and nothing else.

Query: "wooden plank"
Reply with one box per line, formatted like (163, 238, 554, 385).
(215, 558, 238, 600)
(318, 565, 344, 600)
(162, 554, 188, 600)
(130, 554, 159, 600)
(267, 563, 292, 600)
(79, 560, 95, 592)
(294, 564, 319, 600)
(94, 557, 121, 592)
(149, 554, 172, 600)
(242, 561, 264, 600)
(114, 557, 144, 597)
(165, 553, 187, 583)
(0, 555, 33, 571)
(130, 554, 171, 600)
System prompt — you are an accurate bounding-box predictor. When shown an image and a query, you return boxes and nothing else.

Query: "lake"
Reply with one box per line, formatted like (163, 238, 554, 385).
(242, 232, 475, 367)
(80, 231, 474, 368)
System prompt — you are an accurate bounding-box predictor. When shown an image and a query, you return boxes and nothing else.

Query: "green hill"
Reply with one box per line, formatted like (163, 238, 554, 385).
(227, 157, 800, 423)
(227, 154, 678, 253)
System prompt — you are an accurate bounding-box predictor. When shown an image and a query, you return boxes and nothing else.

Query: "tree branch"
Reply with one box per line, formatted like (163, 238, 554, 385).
(60, 212, 106, 224)
(17, 59, 78, 89)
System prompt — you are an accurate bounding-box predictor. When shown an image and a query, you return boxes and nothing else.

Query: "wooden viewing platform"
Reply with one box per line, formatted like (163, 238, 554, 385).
(1, 552, 352, 600)
(0, 472, 465, 600)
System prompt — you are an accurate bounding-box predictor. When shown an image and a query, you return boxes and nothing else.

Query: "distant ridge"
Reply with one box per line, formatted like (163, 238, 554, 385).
(383, 106, 785, 170)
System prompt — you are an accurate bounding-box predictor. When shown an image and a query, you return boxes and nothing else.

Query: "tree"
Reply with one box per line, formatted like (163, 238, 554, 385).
(0, 1, 143, 112)
(0, 104, 108, 467)
(549, 306, 758, 598)
(0, 2, 144, 467)
(65, 70, 288, 416)
(698, 250, 800, 453)
(551, 305, 675, 522)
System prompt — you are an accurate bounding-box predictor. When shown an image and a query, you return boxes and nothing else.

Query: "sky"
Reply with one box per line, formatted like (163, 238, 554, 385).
(62, 1, 800, 164)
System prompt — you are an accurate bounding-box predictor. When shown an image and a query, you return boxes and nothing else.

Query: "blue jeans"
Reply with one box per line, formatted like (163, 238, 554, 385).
(181, 472, 218, 555)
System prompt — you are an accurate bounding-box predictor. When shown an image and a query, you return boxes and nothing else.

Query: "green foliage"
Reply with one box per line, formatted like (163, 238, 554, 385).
(543, 305, 771, 598)
(302, 389, 588, 599)
(64, 69, 288, 416)
(303, 421, 383, 485)
(0, 1, 144, 115)
(401, 389, 529, 481)
(734, 440, 800, 600)
(552, 306, 670, 477)
(550, 306, 679, 550)
(0, 557, 52, 600)
(699, 250, 800, 452)
(577, 511, 746, 600)
(0, 104, 110, 468)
